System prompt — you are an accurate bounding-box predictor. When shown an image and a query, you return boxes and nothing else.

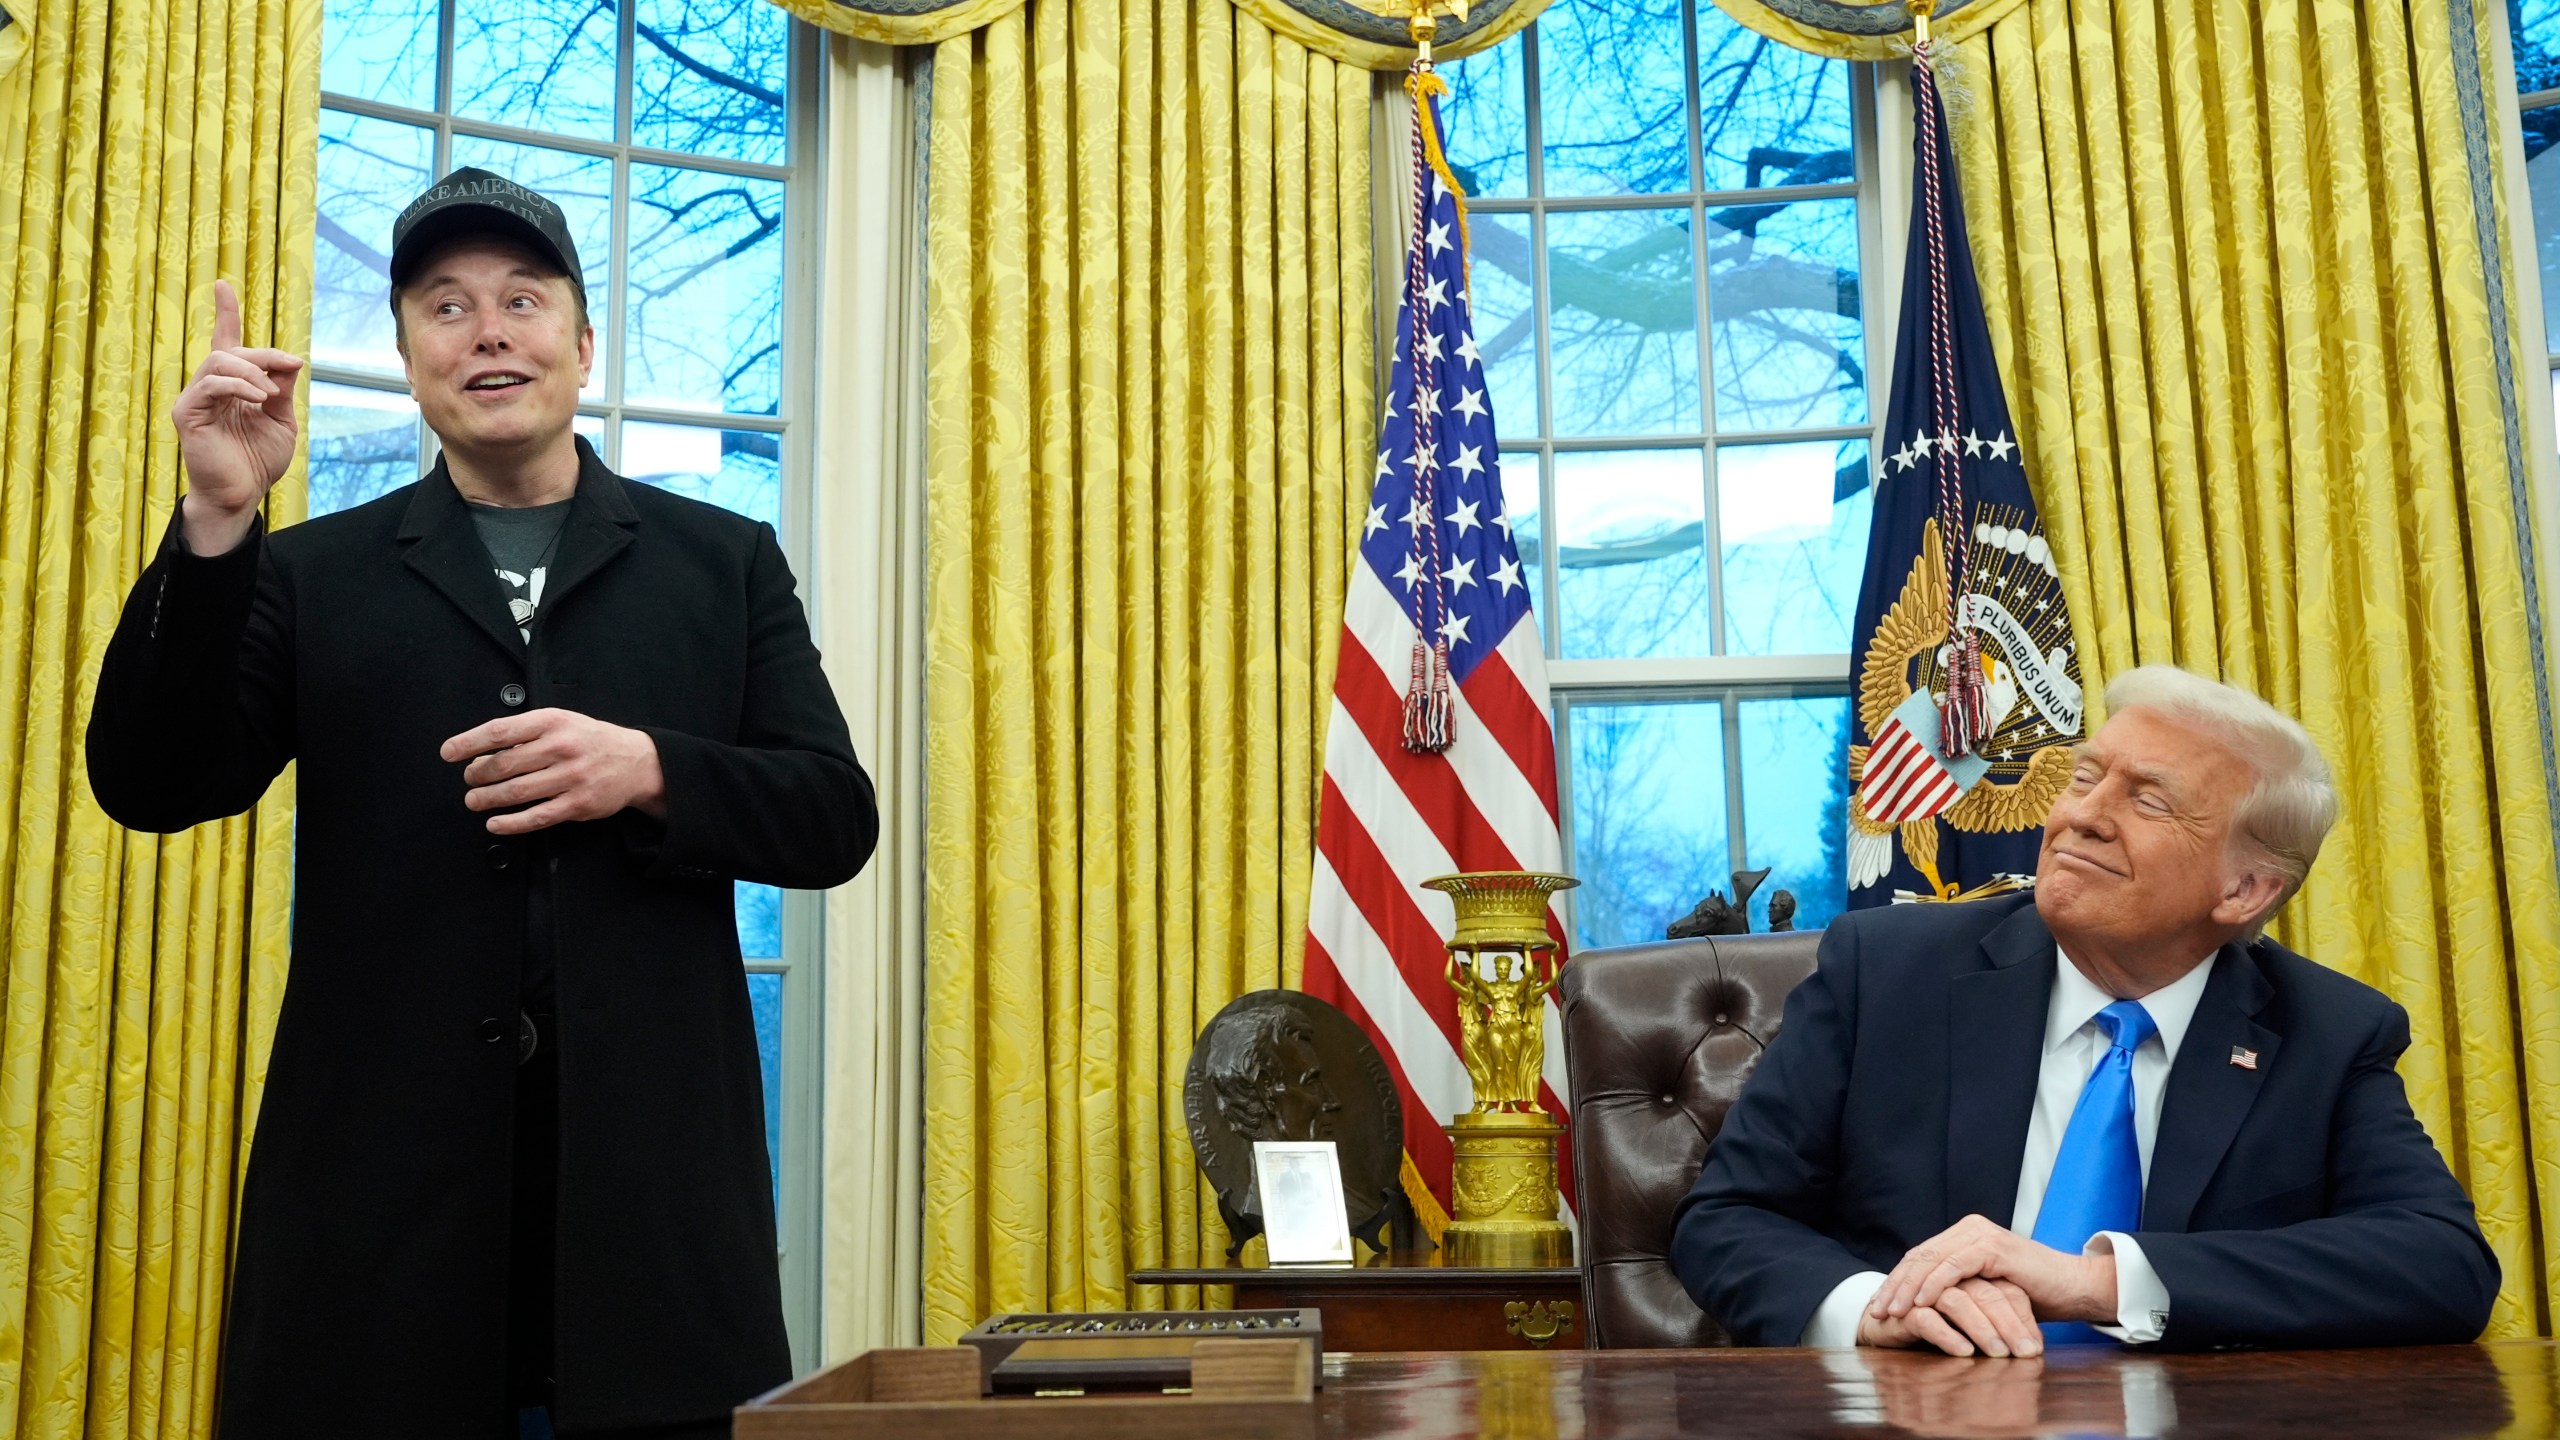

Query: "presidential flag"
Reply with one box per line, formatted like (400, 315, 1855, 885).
(1844, 43, 2085, 907)
(1299, 68, 1570, 1238)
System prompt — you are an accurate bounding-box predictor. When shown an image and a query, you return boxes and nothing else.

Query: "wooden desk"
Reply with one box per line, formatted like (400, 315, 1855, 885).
(1313, 1342, 2553, 1438)
(1131, 1253, 1583, 1352)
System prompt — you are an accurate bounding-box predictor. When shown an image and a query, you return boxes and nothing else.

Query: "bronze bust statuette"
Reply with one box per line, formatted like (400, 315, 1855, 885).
(1185, 990, 1403, 1258)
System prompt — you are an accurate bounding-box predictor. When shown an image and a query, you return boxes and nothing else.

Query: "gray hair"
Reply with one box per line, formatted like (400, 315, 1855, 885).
(2103, 665, 2339, 934)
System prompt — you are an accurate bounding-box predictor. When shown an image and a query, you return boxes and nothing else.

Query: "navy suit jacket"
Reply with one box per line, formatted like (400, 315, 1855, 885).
(1669, 893, 2498, 1350)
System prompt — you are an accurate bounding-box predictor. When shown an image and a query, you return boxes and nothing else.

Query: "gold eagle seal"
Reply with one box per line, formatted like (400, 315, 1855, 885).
(1848, 507, 2084, 900)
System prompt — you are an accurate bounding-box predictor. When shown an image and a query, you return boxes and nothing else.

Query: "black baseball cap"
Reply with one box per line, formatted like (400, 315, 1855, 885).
(389, 167, 585, 308)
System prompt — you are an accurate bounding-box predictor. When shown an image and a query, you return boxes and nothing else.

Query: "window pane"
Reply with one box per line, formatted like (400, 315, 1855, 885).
(315, 110, 434, 375)
(1717, 439, 1872, 655)
(575, 412, 606, 448)
(452, 0, 618, 141)
(321, 0, 439, 109)
(736, 881, 782, 958)
(634, 0, 791, 166)
(626, 164, 786, 414)
(1696, 2, 1853, 192)
(746, 970, 784, 1207)
(1708, 195, 1866, 428)
(1567, 699, 1727, 948)
(2517, 0, 2560, 93)
(622, 421, 782, 526)
(1553, 448, 1710, 658)
(2525, 104, 2560, 355)
(1440, 37, 1528, 198)
(447, 136, 616, 401)
(307, 382, 421, 518)
(1473, 212, 1540, 439)
(1536, 0, 1689, 197)
(1548, 208, 1699, 436)
(1737, 695, 1849, 932)
(1500, 449, 1544, 648)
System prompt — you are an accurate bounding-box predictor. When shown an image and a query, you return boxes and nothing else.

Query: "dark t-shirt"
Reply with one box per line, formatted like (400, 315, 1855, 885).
(467, 498, 573, 1015)
(468, 498, 573, 645)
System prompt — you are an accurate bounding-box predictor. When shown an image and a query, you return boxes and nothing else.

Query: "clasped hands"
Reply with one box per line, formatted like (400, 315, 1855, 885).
(1857, 1215, 2118, 1359)
(442, 709, 666, 833)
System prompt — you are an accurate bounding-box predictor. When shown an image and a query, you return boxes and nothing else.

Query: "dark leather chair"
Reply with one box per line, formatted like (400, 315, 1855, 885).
(1559, 930, 1821, 1348)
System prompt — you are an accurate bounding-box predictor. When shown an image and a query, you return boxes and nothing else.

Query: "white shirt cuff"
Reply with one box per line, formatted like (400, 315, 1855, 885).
(1800, 1270, 1889, 1347)
(2087, 1231, 2170, 1344)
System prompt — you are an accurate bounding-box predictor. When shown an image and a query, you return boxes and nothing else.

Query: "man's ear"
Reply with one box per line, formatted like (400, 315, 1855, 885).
(578, 321, 595, 386)
(2212, 862, 2288, 932)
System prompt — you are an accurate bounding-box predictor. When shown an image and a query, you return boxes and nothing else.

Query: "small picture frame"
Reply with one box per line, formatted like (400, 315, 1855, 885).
(1252, 1140, 1354, 1266)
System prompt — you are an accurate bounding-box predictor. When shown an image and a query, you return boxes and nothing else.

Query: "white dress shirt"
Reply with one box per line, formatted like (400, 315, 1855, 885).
(1798, 946, 2219, 1348)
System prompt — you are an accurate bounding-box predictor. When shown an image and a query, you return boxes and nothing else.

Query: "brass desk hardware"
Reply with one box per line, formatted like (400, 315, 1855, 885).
(1503, 1299, 1577, 1349)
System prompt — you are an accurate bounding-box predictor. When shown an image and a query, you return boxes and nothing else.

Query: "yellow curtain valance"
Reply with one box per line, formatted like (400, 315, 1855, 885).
(1711, 0, 2027, 59)
(767, 0, 1548, 66)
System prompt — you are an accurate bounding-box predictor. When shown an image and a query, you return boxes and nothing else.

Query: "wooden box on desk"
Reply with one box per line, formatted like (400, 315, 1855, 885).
(1132, 1250, 1584, 1352)
(733, 1338, 1313, 1440)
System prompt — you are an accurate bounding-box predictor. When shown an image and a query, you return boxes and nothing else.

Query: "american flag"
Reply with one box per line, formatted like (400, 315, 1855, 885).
(1299, 78, 1570, 1238)
(1861, 690, 1989, 826)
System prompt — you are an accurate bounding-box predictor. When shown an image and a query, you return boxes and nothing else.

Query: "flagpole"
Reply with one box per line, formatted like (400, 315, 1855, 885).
(1907, 0, 1932, 50)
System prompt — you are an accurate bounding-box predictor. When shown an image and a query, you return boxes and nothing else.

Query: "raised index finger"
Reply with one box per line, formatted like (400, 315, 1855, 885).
(212, 278, 243, 353)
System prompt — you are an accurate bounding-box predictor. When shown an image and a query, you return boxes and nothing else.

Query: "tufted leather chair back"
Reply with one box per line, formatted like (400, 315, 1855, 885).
(1559, 929, 1822, 1348)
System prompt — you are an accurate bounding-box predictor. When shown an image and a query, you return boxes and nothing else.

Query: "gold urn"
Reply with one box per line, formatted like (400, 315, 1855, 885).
(1423, 870, 1578, 1269)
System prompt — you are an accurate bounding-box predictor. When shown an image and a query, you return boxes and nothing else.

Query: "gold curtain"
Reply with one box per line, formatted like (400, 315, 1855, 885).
(1943, 0, 2560, 1335)
(0, 0, 319, 1434)
(917, 0, 1375, 1342)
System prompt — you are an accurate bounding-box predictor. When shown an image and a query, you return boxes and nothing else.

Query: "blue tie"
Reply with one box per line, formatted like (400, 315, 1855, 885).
(2030, 998, 2157, 1347)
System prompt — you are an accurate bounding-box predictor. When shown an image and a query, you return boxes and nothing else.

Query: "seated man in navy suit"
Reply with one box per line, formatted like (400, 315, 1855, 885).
(1671, 665, 2498, 1354)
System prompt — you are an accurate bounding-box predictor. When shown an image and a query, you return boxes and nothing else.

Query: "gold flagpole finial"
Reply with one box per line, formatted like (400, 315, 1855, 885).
(1907, 0, 1933, 49)
(1408, 0, 1470, 62)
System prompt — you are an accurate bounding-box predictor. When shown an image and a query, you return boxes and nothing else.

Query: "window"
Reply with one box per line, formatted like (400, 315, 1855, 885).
(2514, 4, 2560, 432)
(1440, 0, 1881, 947)
(311, 0, 824, 1367)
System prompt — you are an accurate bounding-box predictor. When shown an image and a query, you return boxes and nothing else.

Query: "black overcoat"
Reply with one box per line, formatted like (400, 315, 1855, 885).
(87, 439, 877, 1436)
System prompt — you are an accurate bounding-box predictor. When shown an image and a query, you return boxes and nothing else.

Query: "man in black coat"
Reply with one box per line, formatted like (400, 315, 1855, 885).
(1670, 667, 2497, 1355)
(87, 170, 876, 1437)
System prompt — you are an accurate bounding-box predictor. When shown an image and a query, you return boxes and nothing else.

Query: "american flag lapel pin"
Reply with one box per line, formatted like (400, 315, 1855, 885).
(2229, 1046, 2260, 1070)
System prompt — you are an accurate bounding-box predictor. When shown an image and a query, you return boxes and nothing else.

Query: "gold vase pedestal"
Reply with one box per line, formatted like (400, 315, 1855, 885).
(1442, 1109, 1573, 1268)
(1423, 870, 1580, 1270)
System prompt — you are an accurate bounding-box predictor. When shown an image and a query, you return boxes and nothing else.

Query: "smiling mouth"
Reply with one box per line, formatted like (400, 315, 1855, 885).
(2051, 847, 2124, 877)
(465, 374, 533, 392)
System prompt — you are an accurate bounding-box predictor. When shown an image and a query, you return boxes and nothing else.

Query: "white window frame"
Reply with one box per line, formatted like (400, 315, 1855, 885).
(1465, 16, 1897, 941)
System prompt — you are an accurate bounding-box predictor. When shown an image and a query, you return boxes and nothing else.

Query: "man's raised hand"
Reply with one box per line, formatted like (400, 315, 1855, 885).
(171, 279, 304, 555)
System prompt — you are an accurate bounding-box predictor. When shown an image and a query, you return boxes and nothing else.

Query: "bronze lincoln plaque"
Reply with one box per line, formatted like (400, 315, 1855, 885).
(1185, 990, 1403, 1257)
